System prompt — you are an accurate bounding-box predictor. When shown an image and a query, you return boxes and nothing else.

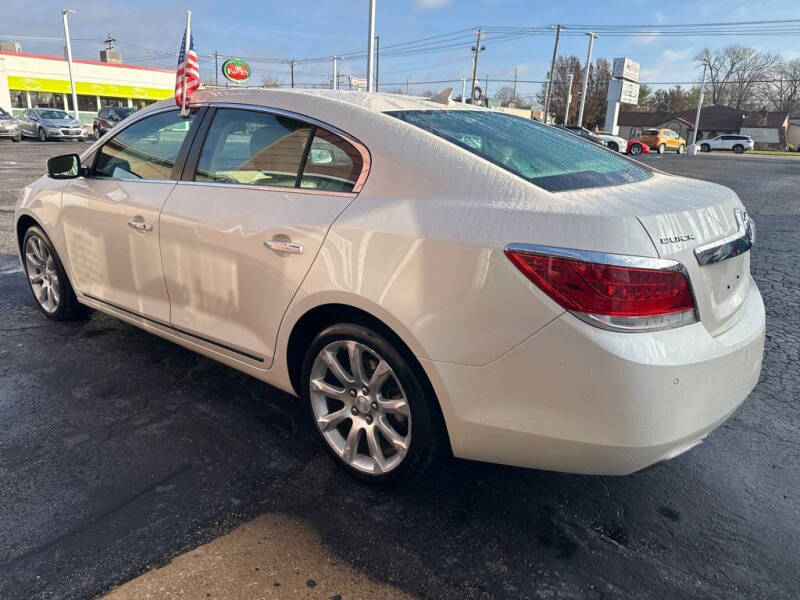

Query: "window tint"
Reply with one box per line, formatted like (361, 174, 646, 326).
(196, 108, 311, 188)
(642, 129, 659, 136)
(388, 110, 650, 192)
(300, 128, 363, 193)
(94, 109, 196, 180)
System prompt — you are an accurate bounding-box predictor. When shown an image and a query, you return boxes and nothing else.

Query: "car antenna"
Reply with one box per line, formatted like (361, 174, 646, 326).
(428, 87, 454, 106)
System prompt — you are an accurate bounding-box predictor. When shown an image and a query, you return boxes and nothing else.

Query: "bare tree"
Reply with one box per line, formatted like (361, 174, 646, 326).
(695, 45, 780, 110)
(494, 85, 523, 106)
(261, 75, 281, 89)
(767, 58, 800, 113)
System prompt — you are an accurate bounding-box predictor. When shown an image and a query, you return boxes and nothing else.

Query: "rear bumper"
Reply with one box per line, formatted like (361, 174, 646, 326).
(424, 277, 765, 475)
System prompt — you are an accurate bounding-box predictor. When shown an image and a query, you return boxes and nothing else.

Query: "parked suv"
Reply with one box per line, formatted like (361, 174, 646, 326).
(700, 135, 754, 154)
(93, 106, 136, 139)
(0, 106, 21, 142)
(639, 128, 686, 154)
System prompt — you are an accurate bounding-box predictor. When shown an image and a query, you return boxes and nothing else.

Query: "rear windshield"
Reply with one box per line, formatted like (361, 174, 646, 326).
(387, 110, 650, 192)
(642, 129, 659, 135)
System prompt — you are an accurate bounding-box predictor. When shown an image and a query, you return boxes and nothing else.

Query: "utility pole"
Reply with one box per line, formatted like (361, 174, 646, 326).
(470, 28, 485, 104)
(484, 74, 489, 106)
(366, 0, 376, 91)
(214, 51, 219, 87)
(512, 67, 518, 104)
(690, 64, 707, 153)
(62, 9, 79, 120)
(289, 60, 296, 88)
(576, 31, 596, 128)
(461, 78, 466, 103)
(564, 72, 574, 125)
(375, 35, 380, 91)
(543, 24, 561, 125)
(332, 56, 339, 90)
(406, 77, 409, 94)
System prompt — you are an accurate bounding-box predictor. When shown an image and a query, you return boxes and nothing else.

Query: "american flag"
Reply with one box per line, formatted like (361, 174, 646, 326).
(175, 29, 199, 111)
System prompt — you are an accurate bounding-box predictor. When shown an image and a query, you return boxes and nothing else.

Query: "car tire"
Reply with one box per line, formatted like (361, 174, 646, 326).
(95, 129, 102, 140)
(607, 142, 619, 152)
(12, 135, 21, 143)
(21, 225, 86, 321)
(733, 144, 744, 154)
(701, 143, 711, 152)
(629, 143, 642, 155)
(38, 128, 48, 142)
(658, 143, 666, 154)
(301, 322, 445, 484)
(677, 144, 686, 154)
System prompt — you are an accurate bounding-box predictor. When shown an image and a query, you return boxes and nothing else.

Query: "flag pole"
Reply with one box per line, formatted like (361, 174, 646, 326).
(181, 10, 191, 117)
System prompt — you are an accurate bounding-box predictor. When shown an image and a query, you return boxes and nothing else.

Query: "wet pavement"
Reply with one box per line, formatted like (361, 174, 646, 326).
(1, 142, 798, 599)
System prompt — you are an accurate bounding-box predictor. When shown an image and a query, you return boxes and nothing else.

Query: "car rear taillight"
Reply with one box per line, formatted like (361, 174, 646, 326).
(505, 246, 697, 331)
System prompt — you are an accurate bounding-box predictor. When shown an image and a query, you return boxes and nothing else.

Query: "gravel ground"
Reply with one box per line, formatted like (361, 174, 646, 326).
(1, 143, 798, 599)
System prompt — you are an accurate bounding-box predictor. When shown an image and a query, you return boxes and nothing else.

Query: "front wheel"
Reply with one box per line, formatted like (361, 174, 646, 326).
(302, 322, 444, 484)
(733, 144, 744, 154)
(701, 143, 711, 152)
(658, 143, 666, 154)
(677, 144, 686, 154)
(22, 225, 85, 320)
(12, 135, 20, 142)
(38, 128, 48, 142)
(629, 143, 642, 155)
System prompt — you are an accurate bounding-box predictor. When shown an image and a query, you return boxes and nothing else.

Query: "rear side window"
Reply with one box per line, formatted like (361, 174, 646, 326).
(196, 108, 311, 188)
(94, 109, 197, 180)
(388, 110, 650, 192)
(195, 108, 363, 193)
(300, 128, 363, 193)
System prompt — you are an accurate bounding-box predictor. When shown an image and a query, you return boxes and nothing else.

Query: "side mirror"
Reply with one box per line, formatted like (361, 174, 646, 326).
(31, 115, 39, 121)
(47, 153, 81, 179)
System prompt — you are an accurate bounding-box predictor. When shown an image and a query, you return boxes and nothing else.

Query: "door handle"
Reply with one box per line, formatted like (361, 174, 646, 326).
(127, 219, 153, 233)
(264, 239, 304, 254)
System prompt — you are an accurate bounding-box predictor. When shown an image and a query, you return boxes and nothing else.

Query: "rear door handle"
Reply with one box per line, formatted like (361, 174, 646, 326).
(264, 239, 304, 254)
(128, 219, 153, 233)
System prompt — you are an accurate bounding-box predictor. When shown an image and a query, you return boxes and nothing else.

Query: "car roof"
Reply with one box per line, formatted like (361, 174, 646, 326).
(173, 88, 484, 115)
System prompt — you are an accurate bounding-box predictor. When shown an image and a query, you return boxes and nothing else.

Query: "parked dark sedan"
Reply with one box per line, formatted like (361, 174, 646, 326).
(93, 106, 137, 139)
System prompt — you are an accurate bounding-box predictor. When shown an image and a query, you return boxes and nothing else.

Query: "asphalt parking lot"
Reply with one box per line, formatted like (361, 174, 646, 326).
(1, 140, 798, 599)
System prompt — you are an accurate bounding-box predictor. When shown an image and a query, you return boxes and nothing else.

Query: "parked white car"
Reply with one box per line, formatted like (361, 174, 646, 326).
(594, 131, 627, 153)
(700, 135, 754, 153)
(15, 89, 764, 483)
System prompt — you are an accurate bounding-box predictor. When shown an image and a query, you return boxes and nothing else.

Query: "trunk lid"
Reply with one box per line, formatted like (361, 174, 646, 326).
(562, 172, 752, 335)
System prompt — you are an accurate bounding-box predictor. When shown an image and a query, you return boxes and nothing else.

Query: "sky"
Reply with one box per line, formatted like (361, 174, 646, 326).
(4, 0, 800, 104)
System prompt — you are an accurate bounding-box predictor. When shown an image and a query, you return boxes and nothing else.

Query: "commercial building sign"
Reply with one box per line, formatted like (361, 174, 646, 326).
(221, 58, 251, 83)
(7, 75, 172, 100)
(608, 78, 640, 105)
(612, 57, 640, 82)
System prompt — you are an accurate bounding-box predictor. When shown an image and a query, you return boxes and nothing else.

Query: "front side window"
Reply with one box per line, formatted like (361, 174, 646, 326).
(195, 108, 311, 188)
(388, 110, 650, 192)
(94, 109, 196, 180)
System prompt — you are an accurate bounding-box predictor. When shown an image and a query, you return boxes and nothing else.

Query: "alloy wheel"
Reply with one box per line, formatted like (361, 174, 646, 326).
(309, 340, 411, 475)
(25, 235, 61, 313)
(630, 144, 641, 155)
(39, 128, 47, 142)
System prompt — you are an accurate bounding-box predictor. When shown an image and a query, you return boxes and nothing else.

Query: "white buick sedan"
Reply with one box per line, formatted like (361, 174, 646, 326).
(15, 89, 765, 483)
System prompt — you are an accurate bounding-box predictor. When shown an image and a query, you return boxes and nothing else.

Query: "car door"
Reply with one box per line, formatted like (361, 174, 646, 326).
(159, 106, 367, 366)
(19, 109, 32, 136)
(60, 107, 204, 323)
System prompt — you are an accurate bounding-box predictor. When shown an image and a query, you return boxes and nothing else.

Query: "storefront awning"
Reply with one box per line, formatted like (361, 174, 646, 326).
(7, 75, 172, 100)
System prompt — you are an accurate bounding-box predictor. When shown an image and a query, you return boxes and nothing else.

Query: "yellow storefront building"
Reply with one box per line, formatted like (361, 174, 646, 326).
(0, 49, 174, 128)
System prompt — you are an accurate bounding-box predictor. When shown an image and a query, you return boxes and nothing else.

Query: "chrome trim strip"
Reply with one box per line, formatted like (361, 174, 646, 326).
(83, 293, 265, 363)
(694, 208, 754, 266)
(175, 180, 356, 198)
(504, 243, 686, 272)
(206, 102, 372, 193)
(504, 243, 699, 332)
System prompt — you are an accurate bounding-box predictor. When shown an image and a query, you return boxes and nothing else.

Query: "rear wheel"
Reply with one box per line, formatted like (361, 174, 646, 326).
(22, 225, 85, 320)
(629, 143, 642, 155)
(12, 135, 20, 142)
(701, 143, 711, 152)
(607, 141, 619, 152)
(733, 144, 744, 154)
(677, 143, 686, 154)
(658, 143, 666, 154)
(302, 322, 444, 484)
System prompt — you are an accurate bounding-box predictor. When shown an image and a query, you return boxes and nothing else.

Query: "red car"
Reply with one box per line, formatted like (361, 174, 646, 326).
(626, 139, 649, 155)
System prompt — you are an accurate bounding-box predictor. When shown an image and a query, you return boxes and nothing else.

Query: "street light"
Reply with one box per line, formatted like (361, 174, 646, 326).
(62, 9, 79, 121)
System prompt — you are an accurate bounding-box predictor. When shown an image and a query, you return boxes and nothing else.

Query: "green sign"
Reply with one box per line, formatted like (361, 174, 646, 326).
(222, 58, 251, 83)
